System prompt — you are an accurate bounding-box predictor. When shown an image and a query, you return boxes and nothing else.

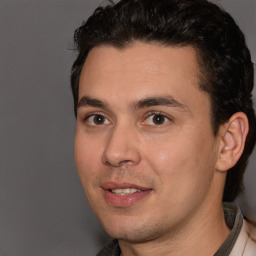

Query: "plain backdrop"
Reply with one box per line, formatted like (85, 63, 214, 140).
(0, 0, 255, 255)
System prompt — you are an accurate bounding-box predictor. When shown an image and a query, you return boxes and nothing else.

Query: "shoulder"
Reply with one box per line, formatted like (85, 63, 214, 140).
(230, 218, 256, 256)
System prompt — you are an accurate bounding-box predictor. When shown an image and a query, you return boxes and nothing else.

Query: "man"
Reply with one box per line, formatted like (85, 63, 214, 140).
(71, 0, 256, 255)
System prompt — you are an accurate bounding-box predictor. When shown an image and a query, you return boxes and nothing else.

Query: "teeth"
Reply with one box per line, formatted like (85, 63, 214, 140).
(111, 188, 141, 195)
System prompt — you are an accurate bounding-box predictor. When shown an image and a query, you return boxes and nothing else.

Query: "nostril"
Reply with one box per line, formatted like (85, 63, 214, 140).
(101, 135, 141, 167)
(104, 161, 111, 166)
(103, 158, 135, 168)
(120, 160, 131, 164)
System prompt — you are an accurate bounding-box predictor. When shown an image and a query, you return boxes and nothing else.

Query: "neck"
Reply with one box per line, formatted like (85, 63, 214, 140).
(119, 202, 230, 256)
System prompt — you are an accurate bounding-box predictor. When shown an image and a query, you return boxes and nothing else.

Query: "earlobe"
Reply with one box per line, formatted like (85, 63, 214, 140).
(215, 112, 249, 172)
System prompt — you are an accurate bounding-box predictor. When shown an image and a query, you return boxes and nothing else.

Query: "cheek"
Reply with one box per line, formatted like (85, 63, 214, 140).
(144, 129, 216, 191)
(74, 133, 103, 184)
(144, 135, 195, 174)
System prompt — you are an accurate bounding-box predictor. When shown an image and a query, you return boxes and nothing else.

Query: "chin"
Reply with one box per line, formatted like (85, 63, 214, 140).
(99, 216, 162, 243)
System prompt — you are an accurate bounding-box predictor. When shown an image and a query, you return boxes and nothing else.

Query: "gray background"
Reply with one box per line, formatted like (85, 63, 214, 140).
(0, 0, 255, 255)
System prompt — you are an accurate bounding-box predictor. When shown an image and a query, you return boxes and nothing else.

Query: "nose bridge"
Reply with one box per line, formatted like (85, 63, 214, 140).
(102, 121, 141, 167)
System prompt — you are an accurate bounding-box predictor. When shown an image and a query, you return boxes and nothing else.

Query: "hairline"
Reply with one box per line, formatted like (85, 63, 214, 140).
(76, 40, 216, 134)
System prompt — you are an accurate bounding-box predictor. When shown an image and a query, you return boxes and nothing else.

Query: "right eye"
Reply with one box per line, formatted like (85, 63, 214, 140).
(85, 114, 111, 126)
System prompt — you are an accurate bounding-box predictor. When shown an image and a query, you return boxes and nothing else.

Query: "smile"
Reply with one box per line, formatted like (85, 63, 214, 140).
(102, 182, 152, 207)
(111, 188, 142, 195)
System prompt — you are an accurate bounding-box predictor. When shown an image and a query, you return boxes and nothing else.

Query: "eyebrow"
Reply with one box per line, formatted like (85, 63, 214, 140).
(131, 96, 188, 110)
(77, 96, 108, 109)
(77, 95, 188, 111)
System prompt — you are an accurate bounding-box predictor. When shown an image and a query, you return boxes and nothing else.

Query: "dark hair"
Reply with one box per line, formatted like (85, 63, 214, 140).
(71, 0, 256, 201)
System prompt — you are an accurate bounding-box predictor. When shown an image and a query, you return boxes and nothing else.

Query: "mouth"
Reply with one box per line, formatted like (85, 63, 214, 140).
(111, 188, 142, 196)
(102, 182, 152, 207)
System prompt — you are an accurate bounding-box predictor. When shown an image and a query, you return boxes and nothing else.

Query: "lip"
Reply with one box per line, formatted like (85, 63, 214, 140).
(102, 182, 152, 207)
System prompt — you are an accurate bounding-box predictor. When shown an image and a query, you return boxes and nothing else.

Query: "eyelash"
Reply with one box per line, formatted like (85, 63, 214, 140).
(83, 112, 172, 127)
(84, 113, 111, 126)
(143, 112, 172, 126)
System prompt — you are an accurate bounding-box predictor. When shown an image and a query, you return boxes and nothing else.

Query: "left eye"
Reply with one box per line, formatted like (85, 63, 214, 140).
(86, 114, 111, 126)
(144, 113, 170, 125)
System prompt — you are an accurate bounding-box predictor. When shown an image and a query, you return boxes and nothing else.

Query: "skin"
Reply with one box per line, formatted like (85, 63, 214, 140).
(74, 43, 243, 255)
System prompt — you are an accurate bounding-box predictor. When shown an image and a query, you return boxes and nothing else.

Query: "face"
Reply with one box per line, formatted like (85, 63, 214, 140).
(75, 43, 223, 242)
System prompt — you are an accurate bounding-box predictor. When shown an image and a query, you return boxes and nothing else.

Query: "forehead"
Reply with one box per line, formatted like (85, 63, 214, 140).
(78, 43, 208, 111)
(80, 43, 200, 84)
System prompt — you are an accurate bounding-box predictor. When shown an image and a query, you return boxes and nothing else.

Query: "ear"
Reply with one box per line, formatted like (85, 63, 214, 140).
(215, 112, 249, 172)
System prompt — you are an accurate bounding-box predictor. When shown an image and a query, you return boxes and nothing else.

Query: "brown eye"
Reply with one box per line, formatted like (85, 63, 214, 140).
(144, 113, 170, 126)
(93, 115, 105, 124)
(152, 114, 166, 125)
(87, 114, 110, 125)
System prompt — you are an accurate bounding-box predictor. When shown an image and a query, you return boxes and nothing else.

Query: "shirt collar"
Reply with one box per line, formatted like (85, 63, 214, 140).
(97, 202, 243, 256)
(214, 202, 243, 256)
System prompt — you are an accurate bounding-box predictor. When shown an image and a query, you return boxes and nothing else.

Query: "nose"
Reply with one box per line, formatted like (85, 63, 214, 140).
(102, 124, 141, 168)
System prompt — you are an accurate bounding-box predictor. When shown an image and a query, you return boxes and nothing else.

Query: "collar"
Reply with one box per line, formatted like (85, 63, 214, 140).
(214, 202, 243, 255)
(97, 202, 243, 256)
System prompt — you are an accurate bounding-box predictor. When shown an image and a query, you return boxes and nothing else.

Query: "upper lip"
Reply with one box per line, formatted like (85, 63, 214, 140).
(102, 182, 151, 191)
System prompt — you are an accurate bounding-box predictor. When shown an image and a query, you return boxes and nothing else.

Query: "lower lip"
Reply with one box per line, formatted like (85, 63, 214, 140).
(103, 189, 152, 207)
